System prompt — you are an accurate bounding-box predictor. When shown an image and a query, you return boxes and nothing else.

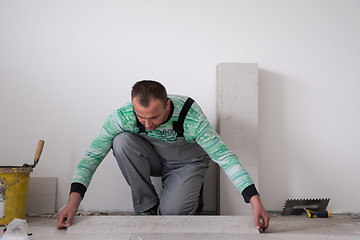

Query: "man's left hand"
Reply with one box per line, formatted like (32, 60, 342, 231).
(249, 195, 270, 231)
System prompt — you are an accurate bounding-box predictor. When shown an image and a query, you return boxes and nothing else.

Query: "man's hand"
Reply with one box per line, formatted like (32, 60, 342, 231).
(57, 192, 82, 229)
(249, 195, 270, 231)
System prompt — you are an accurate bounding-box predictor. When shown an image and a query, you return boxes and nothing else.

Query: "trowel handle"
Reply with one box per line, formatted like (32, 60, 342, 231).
(306, 209, 330, 218)
(34, 140, 45, 164)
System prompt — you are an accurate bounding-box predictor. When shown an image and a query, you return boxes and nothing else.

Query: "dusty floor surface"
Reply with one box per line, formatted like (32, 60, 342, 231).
(1, 213, 360, 239)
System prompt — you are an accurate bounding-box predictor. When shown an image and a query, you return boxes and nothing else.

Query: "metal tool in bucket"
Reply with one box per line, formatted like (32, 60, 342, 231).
(0, 140, 44, 225)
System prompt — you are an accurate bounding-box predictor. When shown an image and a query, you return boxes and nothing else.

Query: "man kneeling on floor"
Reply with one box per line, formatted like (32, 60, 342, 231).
(57, 80, 270, 231)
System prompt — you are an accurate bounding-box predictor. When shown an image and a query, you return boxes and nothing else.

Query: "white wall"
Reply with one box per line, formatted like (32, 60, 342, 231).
(1, 0, 359, 213)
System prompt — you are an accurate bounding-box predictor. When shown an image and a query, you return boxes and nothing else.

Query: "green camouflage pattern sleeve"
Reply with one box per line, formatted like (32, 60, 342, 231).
(71, 103, 136, 187)
(184, 100, 254, 193)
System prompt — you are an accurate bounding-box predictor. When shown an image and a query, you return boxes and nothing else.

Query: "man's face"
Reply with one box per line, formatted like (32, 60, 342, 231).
(133, 97, 170, 131)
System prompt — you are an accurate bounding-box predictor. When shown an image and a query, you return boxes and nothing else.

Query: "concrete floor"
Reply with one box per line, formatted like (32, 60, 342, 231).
(1, 214, 360, 240)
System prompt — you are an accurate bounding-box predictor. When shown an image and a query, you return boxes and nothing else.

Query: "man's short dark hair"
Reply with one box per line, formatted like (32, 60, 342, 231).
(131, 80, 168, 107)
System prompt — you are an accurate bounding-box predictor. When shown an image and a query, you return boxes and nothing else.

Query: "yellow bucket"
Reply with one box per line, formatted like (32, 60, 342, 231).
(0, 167, 33, 225)
(0, 140, 44, 226)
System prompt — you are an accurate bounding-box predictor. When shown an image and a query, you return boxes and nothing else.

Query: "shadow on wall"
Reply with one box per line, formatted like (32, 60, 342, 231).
(258, 68, 289, 211)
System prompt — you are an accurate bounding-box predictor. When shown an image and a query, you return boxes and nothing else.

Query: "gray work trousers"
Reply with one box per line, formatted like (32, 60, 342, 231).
(112, 132, 210, 215)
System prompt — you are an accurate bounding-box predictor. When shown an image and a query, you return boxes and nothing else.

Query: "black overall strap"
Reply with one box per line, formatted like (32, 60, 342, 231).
(173, 97, 194, 137)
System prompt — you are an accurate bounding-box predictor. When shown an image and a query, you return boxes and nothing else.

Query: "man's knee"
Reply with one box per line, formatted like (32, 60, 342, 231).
(113, 132, 133, 145)
(112, 132, 139, 152)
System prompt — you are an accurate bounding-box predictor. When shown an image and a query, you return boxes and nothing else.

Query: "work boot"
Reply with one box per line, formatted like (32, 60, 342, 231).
(134, 205, 158, 215)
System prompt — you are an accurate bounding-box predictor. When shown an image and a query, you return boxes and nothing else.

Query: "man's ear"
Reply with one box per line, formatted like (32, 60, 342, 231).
(165, 99, 171, 109)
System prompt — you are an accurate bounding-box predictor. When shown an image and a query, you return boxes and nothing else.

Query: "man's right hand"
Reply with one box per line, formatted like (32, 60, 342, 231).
(57, 192, 82, 229)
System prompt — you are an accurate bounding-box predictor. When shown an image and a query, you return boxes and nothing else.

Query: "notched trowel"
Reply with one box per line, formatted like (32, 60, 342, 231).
(282, 198, 331, 218)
